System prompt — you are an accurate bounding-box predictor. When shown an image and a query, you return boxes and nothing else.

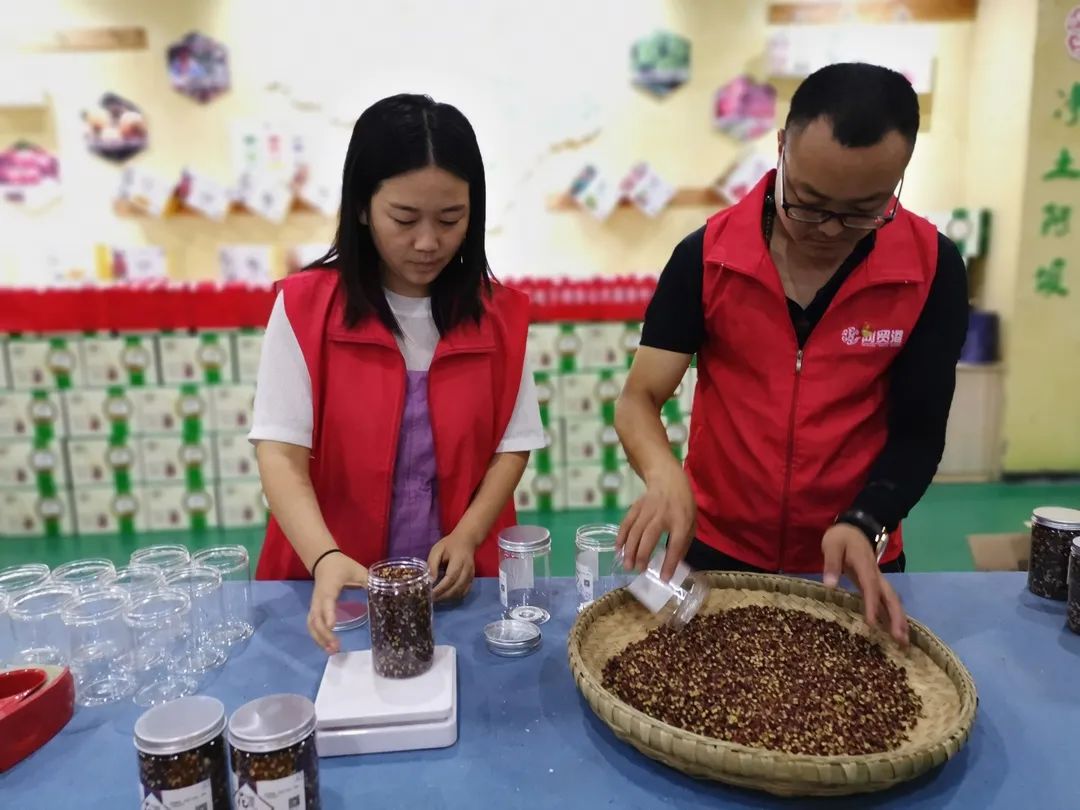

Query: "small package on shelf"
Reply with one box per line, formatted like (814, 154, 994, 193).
(129, 386, 206, 435)
(213, 433, 257, 479)
(0, 391, 65, 440)
(526, 324, 561, 373)
(565, 465, 632, 510)
(63, 388, 135, 438)
(65, 437, 139, 487)
(144, 483, 218, 531)
(7, 336, 83, 391)
(558, 373, 602, 419)
(73, 485, 144, 535)
(209, 384, 256, 433)
(216, 479, 267, 528)
(139, 436, 211, 484)
(233, 330, 264, 384)
(514, 466, 567, 512)
(0, 440, 67, 490)
(564, 418, 603, 465)
(157, 332, 234, 385)
(0, 488, 73, 537)
(80, 334, 160, 387)
(579, 324, 627, 371)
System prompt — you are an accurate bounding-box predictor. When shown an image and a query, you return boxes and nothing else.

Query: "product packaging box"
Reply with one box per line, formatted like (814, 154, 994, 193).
(214, 433, 257, 479)
(0, 391, 66, 440)
(233, 330, 264, 384)
(139, 436, 212, 484)
(526, 324, 561, 373)
(129, 387, 204, 435)
(144, 483, 219, 531)
(80, 334, 160, 388)
(65, 438, 139, 488)
(158, 332, 235, 385)
(514, 466, 567, 513)
(7, 336, 83, 391)
(0, 488, 74, 537)
(0, 440, 68, 490)
(216, 478, 267, 528)
(73, 485, 145, 535)
(578, 324, 626, 371)
(63, 389, 136, 438)
(209, 384, 256, 433)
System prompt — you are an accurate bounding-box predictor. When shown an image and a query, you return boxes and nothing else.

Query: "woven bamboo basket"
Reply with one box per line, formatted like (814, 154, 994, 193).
(567, 572, 978, 797)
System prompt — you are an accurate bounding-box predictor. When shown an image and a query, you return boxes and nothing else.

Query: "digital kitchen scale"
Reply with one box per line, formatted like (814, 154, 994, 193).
(314, 645, 457, 757)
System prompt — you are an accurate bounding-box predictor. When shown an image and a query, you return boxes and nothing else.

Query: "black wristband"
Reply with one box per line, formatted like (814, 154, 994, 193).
(836, 509, 883, 548)
(310, 548, 343, 577)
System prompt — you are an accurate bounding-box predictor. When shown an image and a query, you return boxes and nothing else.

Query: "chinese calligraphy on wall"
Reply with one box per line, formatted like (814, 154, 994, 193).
(1035, 80, 1079, 297)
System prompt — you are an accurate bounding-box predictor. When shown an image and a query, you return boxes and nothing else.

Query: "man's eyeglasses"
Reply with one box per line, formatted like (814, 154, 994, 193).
(776, 148, 903, 231)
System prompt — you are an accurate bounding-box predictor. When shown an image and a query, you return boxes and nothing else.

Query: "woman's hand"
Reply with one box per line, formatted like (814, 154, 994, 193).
(307, 552, 368, 654)
(427, 531, 479, 602)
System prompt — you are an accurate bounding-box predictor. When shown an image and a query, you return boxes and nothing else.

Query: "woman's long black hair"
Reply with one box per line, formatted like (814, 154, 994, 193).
(309, 94, 492, 334)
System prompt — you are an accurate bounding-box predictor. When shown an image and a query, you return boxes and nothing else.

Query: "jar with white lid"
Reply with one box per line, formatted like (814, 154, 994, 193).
(1028, 506, 1080, 600)
(614, 545, 706, 629)
(228, 693, 320, 809)
(575, 523, 625, 612)
(134, 694, 230, 809)
(498, 525, 552, 624)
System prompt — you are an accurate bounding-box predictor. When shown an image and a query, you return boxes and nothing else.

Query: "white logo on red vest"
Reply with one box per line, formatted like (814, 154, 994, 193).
(842, 324, 904, 348)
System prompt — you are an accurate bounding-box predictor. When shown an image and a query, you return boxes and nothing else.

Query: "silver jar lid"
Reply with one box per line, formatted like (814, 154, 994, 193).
(228, 694, 317, 754)
(134, 695, 226, 756)
(498, 525, 551, 554)
(484, 619, 541, 657)
(1032, 507, 1080, 531)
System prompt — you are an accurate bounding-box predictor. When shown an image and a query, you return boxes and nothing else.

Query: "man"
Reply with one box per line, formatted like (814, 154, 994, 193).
(615, 63, 968, 645)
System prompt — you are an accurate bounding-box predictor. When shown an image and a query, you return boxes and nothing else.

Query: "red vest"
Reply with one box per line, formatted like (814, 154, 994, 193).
(255, 270, 529, 580)
(686, 172, 939, 573)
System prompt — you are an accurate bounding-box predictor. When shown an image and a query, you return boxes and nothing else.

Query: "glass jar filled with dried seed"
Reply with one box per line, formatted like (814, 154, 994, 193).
(134, 695, 230, 809)
(368, 558, 435, 678)
(1068, 538, 1080, 634)
(1028, 506, 1080, 601)
(228, 693, 320, 810)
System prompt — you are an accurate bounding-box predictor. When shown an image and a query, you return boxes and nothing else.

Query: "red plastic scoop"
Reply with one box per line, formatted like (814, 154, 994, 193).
(0, 668, 48, 712)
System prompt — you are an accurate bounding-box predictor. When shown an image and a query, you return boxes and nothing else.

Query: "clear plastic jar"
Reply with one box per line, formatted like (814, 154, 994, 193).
(105, 564, 166, 599)
(50, 558, 116, 594)
(62, 586, 136, 706)
(0, 563, 51, 599)
(614, 546, 706, 629)
(192, 545, 254, 647)
(367, 558, 435, 679)
(1069, 538, 1080, 634)
(1028, 506, 1080, 601)
(135, 695, 230, 809)
(0, 592, 11, 666)
(228, 694, 320, 809)
(498, 525, 552, 624)
(9, 583, 75, 665)
(575, 523, 624, 612)
(131, 544, 192, 575)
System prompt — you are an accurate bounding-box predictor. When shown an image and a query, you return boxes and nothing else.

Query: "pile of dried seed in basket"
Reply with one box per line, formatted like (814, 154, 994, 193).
(602, 605, 922, 756)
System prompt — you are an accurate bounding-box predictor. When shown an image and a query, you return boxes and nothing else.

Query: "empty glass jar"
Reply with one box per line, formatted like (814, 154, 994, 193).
(61, 586, 136, 706)
(131, 545, 192, 575)
(192, 546, 253, 647)
(165, 565, 228, 674)
(0, 563, 51, 599)
(498, 525, 552, 624)
(615, 546, 707, 629)
(575, 523, 624, 612)
(50, 558, 116, 594)
(9, 583, 75, 665)
(106, 565, 166, 599)
(125, 587, 198, 707)
(367, 558, 435, 679)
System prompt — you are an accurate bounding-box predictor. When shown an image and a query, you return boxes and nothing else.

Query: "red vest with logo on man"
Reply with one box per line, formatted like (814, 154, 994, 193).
(255, 269, 529, 580)
(686, 171, 939, 572)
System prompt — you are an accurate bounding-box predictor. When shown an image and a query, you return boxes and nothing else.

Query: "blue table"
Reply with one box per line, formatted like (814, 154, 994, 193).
(2, 573, 1076, 808)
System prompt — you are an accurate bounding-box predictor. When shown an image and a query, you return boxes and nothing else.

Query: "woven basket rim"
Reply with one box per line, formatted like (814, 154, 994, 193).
(568, 571, 978, 771)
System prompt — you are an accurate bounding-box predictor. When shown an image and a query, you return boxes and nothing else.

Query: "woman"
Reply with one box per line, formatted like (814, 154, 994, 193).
(250, 94, 544, 653)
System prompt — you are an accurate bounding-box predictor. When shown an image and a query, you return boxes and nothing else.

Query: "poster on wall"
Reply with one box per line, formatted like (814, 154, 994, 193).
(117, 166, 174, 217)
(167, 31, 230, 103)
(98, 245, 168, 283)
(82, 93, 148, 162)
(569, 164, 621, 221)
(219, 245, 274, 285)
(177, 168, 230, 220)
(713, 76, 777, 142)
(0, 142, 60, 208)
(619, 162, 676, 218)
(631, 30, 691, 98)
(715, 152, 774, 206)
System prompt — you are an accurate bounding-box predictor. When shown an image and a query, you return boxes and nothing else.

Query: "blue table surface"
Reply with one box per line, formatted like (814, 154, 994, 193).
(2, 573, 1077, 809)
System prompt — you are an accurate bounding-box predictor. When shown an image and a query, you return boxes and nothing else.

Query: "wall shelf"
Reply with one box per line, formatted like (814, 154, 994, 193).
(547, 187, 723, 213)
(114, 196, 327, 219)
(767, 0, 976, 24)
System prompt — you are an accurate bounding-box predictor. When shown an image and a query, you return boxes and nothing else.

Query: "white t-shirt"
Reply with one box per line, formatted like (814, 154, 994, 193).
(249, 289, 546, 453)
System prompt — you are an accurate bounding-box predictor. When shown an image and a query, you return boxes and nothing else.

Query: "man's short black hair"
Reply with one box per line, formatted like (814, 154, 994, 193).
(786, 63, 920, 148)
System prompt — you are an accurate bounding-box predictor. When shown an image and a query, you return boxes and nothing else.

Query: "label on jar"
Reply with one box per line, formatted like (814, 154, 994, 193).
(499, 558, 534, 607)
(576, 559, 595, 603)
(140, 778, 212, 810)
(233, 772, 304, 809)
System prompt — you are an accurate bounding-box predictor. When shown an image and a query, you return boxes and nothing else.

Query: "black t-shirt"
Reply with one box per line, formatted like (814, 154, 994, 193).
(641, 220, 969, 532)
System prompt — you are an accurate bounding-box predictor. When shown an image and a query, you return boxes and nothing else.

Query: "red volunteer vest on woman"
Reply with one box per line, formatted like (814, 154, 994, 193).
(255, 270, 529, 580)
(686, 172, 939, 572)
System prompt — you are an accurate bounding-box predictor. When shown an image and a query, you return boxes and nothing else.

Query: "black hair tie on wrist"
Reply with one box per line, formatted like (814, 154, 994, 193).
(311, 548, 343, 576)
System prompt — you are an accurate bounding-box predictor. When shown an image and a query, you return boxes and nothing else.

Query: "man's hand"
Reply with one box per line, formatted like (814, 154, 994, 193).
(308, 552, 368, 654)
(616, 461, 696, 582)
(822, 523, 909, 646)
(428, 531, 479, 602)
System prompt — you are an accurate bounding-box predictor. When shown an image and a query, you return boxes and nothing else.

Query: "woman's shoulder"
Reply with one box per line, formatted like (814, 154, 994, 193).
(484, 281, 530, 317)
(278, 266, 339, 295)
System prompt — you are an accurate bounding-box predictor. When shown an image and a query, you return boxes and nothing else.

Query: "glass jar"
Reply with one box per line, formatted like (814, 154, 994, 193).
(134, 695, 230, 809)
(228, 694, 320, 810)
(575, 523, 624, 612)
(1028, 506, 1080, 600)
(50, 558, 116, 594)
(367, 558, 435, 679)
(498, 525, 552, 624)
(1069, 538, 1080, 634)
(614, 546, 707, 629)
(61, 586, 136, 706)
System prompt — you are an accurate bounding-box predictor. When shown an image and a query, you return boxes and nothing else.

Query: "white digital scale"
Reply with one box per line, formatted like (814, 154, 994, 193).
(314, 645, 458, 757)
